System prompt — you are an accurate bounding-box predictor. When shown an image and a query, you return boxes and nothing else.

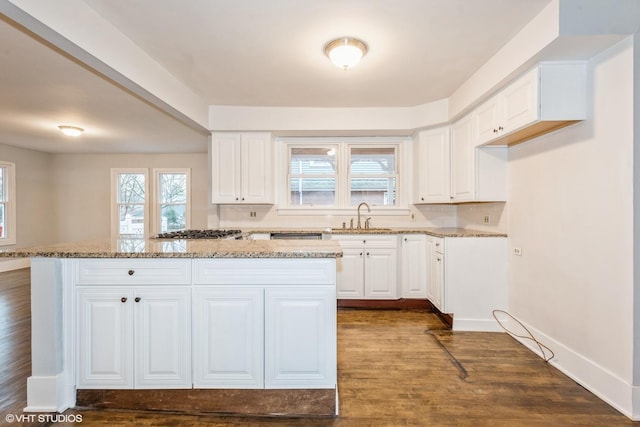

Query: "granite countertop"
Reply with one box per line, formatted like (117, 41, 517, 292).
(0, 237, 343, 259)
(247, 228, 507, 238)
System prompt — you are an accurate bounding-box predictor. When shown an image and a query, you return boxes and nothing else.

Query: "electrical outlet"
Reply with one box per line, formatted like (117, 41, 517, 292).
(483, 215, 491, 224)
(410, 213, 415, 221)
(250, 211, 257, 218)
(513, 247, 522, 256)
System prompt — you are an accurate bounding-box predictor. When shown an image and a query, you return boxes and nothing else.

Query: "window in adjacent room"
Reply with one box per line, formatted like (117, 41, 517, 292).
(154, 169, 190, 233)
(289, 147, 338, 206)
(349, 147, 397, 206)
(0, 161, 16, 246)
(112, 169, 148, 236)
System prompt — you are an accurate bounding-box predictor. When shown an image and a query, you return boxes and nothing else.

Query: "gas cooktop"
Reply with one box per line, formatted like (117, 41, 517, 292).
(155, 229, 243, 239)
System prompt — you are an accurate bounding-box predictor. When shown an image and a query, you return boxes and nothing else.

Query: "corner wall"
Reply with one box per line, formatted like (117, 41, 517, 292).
(507, 36, 635, 416)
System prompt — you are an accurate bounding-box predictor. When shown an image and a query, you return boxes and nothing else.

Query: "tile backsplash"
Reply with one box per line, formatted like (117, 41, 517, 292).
(208, 202, 506, 232)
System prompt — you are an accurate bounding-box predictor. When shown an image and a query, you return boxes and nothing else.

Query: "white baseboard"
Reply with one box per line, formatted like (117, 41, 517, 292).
(0, 258, 30, 272)
(452, 317, 503, 332)
(24, 375, 74, 413)
(503, 318, 635, 420)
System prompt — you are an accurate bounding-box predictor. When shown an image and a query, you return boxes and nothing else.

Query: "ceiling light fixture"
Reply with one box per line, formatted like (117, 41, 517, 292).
(58, 125, 84, 137)
(324, 37, 368, 70)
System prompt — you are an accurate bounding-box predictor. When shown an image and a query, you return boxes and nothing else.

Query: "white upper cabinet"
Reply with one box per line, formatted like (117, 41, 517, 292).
(475, 62, 587, 146)
(414, 126, 450, 204)
(211, 132, 274, 204)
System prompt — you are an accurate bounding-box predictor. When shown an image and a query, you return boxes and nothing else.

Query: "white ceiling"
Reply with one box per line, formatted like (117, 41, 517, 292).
(0, 0, 551, 154)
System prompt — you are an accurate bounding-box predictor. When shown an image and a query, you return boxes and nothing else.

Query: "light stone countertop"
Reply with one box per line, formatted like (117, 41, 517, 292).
(0, 237, 343, 259)
(247, 227, 507, 238)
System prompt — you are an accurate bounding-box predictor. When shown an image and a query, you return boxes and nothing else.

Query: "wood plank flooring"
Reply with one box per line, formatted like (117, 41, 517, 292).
(1, 268, 638, 426)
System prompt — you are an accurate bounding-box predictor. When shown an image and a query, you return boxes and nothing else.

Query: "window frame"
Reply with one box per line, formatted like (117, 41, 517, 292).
(111, 168, 149, 237)
(0, 161, 16, 246)
(153, 168, 191, 234)
(287, 144, 340, 207)
(277, 137, 410, 215)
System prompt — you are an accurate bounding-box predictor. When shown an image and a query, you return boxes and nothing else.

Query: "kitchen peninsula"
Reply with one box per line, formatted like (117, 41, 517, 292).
(2, 237, 342, 416)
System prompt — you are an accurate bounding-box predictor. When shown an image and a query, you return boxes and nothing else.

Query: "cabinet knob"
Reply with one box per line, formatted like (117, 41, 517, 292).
(493, 128, 498, 133)
(242, 197, 245, 201)
(363, 240, 366, 244)
(435, 243, 440, 246)
(135, 297, 141, 303)
(128, 270, 135, 276)
(366, 252, 370, 256)
(235, 197, 239, 201)
(121, 297, 127, 303)
(437, 257, 441, 262)
(404, 238, 408, 242)
(359, 252, 363, 256)
(498, 126, 504, 131)
(421, 197, 424, 201)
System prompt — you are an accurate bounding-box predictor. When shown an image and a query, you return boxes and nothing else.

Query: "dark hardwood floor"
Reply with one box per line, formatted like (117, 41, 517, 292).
(1, 268, 637, 426)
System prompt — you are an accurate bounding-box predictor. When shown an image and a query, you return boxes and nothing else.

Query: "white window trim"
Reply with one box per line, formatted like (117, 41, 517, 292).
(153, 168, 191, 234)
(0, 161, 16, 246)
(111, 168, 149, 237)
(276, 137, 411, 215)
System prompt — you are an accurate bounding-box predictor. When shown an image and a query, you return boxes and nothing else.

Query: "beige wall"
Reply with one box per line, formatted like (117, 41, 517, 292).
(507, 36, 634, 409)
(0, 143, 56, 248)
(50, 153, 209, 242)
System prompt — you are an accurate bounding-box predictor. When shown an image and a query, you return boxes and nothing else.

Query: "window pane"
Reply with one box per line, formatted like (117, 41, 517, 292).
(350, 147, 396, 174)
(350, 178, 396, 205)
(0, 167, 4, 201)
(0, 203, 4, 238)
(290, 148, 336, 174)
(118, 204, 145, 235)
(290, 177, 336, 205)
(160, 204, 186, 232)
(118, 174, 145, 203)
(160, 174, 187, 203)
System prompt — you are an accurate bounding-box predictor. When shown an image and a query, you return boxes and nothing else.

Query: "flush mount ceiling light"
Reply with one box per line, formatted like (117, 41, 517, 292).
(324, 37, 368, 70)
(58, 125, 84, 137)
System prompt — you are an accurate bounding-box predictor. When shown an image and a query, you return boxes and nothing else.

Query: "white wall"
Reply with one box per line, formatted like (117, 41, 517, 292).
(51, 153, 209, 242)
(0, 143, 56, 248)
(507, 36, 635, 415)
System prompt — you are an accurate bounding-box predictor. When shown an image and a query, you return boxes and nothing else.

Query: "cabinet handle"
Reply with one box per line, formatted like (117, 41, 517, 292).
(121, 297, 127, 303)
(128, 270, 135, 276)
(135, 297, 141, 303)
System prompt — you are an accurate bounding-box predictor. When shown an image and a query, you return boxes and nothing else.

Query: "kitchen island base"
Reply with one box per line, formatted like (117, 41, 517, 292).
(76, 388, 337, 416)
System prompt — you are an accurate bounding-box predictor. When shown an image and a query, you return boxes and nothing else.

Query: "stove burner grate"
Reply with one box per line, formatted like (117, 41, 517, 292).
(156, 229, 242, 239)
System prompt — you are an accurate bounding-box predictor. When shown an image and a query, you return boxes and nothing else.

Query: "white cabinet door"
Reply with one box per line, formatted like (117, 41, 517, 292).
(77, 288, 133, 389)
(415, 127, 451, 203)
(450, 114, 475, 202)
(364, 248, 398, 299)
(501, 68, 538, 134)
(430, 249, 445, 312)
(242, 133, 273, 203)
(134, 287, 191, 389)
(336, 247, 365, 298)
(193, 287, 264, 388)
(211, 132, 273, 204)
(475, 96, 501, 146)
(211, 133, 242, 203)
(265, 287, 336, 389)
(400, 235, 427, 298)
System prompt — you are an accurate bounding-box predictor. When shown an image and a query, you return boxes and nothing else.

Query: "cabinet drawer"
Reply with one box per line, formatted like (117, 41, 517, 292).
(428, 236, 445, 253)
(75, 259, 191, 285)
(194, 259, 336, 285)
(332, 234, 398, 249)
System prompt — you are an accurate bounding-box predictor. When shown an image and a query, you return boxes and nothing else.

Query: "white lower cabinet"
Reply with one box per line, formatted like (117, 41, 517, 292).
(77, 287, 191, 389)
(400, 234, 428, 298)
(265, 287, 336, 388)
(332, 235, 398, 299)
(193, 287, 264, 388)
(426, 236, 444, 311)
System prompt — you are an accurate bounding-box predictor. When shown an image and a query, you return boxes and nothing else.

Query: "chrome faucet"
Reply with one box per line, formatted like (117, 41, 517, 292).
(357, 202, 371, 229)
